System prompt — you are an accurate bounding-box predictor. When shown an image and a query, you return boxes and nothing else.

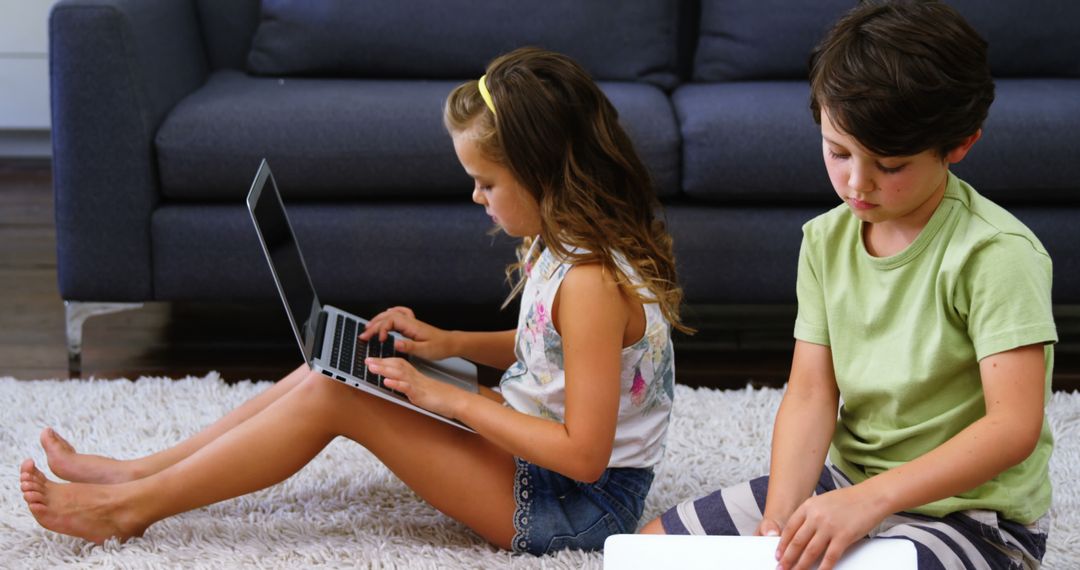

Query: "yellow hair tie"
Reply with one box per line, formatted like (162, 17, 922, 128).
(478, 74, 496, 115)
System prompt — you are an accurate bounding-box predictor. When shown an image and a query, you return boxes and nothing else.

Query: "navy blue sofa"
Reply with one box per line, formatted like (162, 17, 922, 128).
(50, 0, 1080, 373)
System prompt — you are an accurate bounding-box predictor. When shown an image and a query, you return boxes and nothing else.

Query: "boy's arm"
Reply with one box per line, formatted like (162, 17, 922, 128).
(777, 343, 1047, 570)
(758, 340, 840, 535)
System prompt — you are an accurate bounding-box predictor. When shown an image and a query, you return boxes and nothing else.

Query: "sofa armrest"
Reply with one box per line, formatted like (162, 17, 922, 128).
(50, 0, 208, 301)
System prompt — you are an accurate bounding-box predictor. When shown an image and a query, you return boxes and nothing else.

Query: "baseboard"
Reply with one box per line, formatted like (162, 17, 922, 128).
(0, 129, 50, 159)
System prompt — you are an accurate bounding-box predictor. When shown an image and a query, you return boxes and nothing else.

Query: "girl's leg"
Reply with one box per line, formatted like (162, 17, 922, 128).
(21, 370, 518, 548)
(43, 364, 312, 484)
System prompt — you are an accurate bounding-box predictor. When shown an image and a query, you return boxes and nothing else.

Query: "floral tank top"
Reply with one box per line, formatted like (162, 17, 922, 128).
(499, 242, 676, 468)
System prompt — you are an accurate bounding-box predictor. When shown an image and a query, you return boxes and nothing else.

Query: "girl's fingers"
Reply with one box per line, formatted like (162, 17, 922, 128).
(370, 318, 400, 342)
(383, 377, 409, 394)
(365, 358, 396, 378)
(377, 321, 393, 341)
(389, 306, 415, 319)
(367, 357, 411, 380)
(360, 316, 389, 339)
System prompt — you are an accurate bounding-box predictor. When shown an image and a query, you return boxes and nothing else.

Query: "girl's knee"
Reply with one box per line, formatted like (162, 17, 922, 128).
(294, 371, 355, 406)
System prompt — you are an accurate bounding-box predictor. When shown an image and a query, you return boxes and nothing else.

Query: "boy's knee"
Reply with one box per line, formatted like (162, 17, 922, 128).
(638, 517, 666, 535)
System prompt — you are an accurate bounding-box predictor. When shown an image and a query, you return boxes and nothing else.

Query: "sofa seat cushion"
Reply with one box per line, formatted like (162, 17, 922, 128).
(666, 203, 813, 303)
(151, 202, 518, 303)
(155, 71, 681, 201)
(674, 81, 830, 203)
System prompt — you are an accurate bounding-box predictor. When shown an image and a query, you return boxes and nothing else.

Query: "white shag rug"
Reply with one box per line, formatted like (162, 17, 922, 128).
(1, 374, 1077, 569)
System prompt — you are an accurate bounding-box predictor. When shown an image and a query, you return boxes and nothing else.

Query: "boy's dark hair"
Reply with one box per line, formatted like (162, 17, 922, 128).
(809, 0, 995, 157)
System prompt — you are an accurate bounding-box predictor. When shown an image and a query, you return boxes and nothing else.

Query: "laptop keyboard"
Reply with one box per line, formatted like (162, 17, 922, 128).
(328, 314, 406, 398)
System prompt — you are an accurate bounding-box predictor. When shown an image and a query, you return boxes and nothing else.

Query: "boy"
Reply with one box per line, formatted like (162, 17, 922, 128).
(640, 1, 1056, 569)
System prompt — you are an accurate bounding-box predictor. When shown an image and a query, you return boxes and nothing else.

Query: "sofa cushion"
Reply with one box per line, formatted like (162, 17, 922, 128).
(155, 71, 681, 201)
(951, 79, 1080, 203)
(674, 81, 831, 203)
(195, 0, 261, 71)
(246, 0, 682, 88)
(693, 0, 1080, 81)
(666, 204, 813, 303)
(152, 203, 518, 304)
(947, 1, 1080, 77)
(692, 0, 854, 81)
(676, 79, 1080, 205)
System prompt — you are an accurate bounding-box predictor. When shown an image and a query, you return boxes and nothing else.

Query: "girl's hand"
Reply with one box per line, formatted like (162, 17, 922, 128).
(360, 306, 454, 361)
(776, 486, 886, 570)
(365, 357, 465, 419)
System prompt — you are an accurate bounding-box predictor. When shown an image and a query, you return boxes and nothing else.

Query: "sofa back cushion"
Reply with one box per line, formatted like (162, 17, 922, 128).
(195, 0, 261, 71)
(245, 0, 684, 88)
(693, 0, 1080, 81)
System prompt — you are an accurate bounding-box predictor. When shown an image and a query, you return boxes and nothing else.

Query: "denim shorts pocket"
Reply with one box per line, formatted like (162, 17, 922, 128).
(545, 512, 621, 553)
(595, 469, 653, 527)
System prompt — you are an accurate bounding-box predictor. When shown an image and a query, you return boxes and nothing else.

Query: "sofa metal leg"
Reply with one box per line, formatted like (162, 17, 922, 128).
(64, 301, 144, 377)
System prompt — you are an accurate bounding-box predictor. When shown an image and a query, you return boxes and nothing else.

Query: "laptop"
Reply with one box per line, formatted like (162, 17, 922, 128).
(246, 159, 480, 432)
(603, 535, 917, 570)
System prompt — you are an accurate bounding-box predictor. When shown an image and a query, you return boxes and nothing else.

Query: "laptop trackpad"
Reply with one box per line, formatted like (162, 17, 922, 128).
(413, 357, 480, 393)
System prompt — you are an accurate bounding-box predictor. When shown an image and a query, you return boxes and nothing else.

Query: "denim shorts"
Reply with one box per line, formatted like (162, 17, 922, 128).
(511, 457, 654, 555)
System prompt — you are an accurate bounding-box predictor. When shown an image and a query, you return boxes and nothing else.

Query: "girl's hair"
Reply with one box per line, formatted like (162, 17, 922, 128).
(809, 0, 994, 158)
(444, 47, 689, 333)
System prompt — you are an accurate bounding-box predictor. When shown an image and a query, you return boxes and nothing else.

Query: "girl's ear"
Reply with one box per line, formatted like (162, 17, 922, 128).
(945, 129, 982, 164)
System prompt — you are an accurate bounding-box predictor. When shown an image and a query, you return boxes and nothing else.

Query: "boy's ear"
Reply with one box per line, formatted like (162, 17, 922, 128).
(945, 129, 982, 164)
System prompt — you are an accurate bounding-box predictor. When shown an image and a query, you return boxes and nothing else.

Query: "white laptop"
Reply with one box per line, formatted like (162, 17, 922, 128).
(604, 535, 917, 570)
(246, 159, 479, 432)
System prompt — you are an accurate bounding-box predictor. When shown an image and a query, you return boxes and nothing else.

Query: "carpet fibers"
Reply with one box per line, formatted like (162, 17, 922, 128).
(2, 374, 1077, 568)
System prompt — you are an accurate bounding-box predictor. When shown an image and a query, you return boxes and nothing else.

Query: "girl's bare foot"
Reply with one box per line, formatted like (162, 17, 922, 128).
(40, 427, 139, 484)
(20, 458, 147, 545)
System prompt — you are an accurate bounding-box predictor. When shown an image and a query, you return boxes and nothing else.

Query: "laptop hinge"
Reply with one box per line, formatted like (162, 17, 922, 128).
(312, 310, 329, 361)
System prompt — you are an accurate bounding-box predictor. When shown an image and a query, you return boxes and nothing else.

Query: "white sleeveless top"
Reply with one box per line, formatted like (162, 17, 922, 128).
(499, 242, 676, 468)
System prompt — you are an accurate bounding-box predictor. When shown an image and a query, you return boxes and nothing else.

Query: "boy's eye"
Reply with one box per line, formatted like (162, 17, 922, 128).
(877, 163, 905, 174)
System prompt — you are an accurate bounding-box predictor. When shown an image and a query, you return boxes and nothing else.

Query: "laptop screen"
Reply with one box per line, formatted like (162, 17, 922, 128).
(247, 160, 321, 363)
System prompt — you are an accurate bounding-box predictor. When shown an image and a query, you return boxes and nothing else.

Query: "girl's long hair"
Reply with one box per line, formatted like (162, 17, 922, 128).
(444, 47, 690, 333)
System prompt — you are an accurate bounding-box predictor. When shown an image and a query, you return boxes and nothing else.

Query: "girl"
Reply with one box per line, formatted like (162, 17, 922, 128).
(20, 47, 688, 556)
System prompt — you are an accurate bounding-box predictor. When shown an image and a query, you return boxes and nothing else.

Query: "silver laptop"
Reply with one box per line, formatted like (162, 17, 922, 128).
(246, 159, 479, 432)
(603, 535, 917, 570)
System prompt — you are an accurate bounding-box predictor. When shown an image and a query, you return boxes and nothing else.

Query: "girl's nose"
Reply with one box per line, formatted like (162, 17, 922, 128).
(472, 187, 485, 205)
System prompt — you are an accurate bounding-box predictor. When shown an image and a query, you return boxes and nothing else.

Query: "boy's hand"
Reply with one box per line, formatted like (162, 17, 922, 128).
(360, 306, 454, 361)
(365, 357, 465, 419)
(755, 517, 783, 537)
(776, 486, 885, 570)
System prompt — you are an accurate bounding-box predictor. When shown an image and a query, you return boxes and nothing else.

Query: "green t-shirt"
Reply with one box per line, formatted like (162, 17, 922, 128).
(793, 173, 1056, 524)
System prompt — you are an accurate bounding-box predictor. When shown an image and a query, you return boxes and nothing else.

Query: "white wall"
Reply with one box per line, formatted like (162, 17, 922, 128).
(0, 0, 57, 157)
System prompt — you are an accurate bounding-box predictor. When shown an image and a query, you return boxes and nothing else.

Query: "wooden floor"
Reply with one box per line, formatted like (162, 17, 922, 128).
(2, 159, 1077, 390)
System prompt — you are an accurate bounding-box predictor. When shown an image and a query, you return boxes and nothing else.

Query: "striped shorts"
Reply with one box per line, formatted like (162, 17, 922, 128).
(659, 465, 1048, 569)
